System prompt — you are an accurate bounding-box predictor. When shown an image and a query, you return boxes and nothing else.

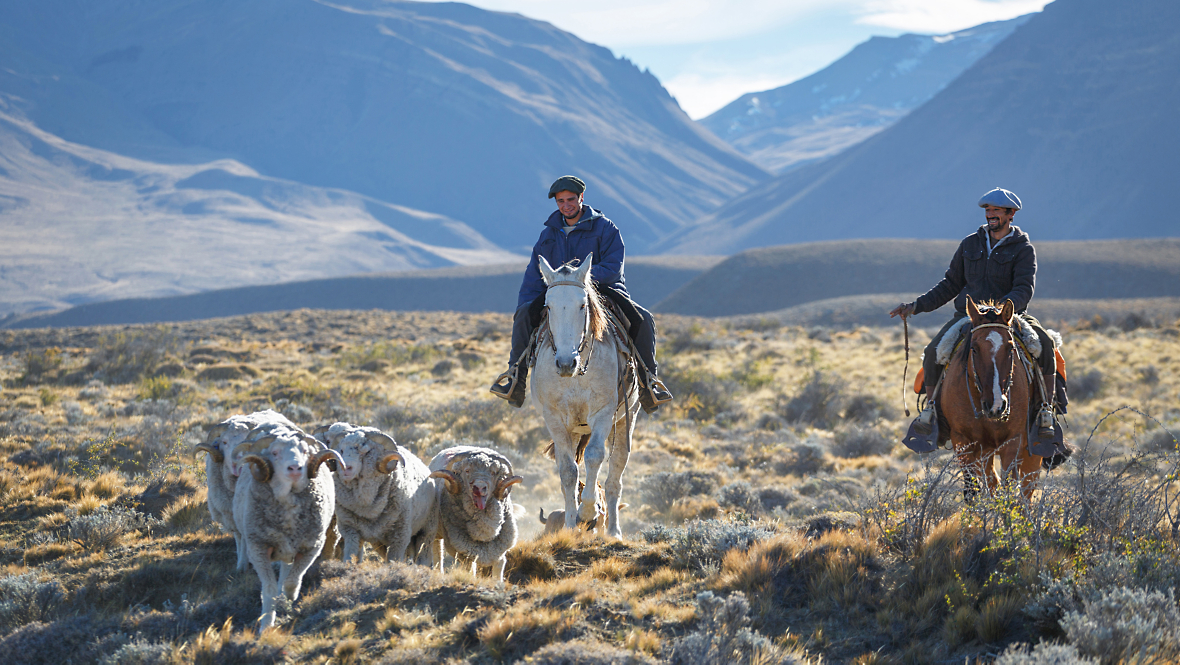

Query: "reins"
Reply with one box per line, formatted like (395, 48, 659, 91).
(964, 322, 1017, 422)
(542, 279, 595, 376)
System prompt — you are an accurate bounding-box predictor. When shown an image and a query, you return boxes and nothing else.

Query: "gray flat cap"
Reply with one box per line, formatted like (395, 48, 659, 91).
(548, 175, 586, 198)
(978, 187, 1021, 210)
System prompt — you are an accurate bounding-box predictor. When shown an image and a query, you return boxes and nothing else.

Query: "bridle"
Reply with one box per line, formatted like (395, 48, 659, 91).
(542, 278, 596, 377)
(965, 322, 1016, 422)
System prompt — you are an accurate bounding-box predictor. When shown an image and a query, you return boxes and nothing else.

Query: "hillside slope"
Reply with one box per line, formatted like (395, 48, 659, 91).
(0, 0, 767, 254)
(700, 16, 1029, 173)
(1, 256, 721, 329)
(0, 109, 515, 316)
(662, 0, 1180, 254)
(655, 239, 1180, 317)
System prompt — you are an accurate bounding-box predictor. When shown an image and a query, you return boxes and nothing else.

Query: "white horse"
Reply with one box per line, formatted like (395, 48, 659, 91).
(531, 253, 639, 538)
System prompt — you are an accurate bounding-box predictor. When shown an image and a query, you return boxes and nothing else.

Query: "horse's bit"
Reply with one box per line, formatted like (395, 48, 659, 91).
(543, 279, 595, 376)
(965, 322, 1016, 422)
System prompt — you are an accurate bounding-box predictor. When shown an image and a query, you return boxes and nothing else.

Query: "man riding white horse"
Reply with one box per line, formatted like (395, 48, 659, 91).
(890, 187, 1067, 446)
(490, 175, 674, 412)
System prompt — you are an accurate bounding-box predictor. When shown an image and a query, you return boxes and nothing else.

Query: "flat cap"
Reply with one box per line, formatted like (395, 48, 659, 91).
(548, 175, 586, 198)
(978, 187, 1021, 210)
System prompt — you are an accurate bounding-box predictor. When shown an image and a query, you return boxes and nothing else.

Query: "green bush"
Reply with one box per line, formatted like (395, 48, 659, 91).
(87, 327, 182, 384)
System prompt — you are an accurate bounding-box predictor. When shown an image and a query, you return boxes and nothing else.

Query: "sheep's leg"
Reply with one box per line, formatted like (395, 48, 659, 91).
(247, 543, 280, 631)
(492, 555, 507, 586)
(234, 530, 249, 571)
(283, 547, 320, 602)
(340, 526, 363, 564)
(602, 414, 634, 539)
(579, 409, 614, 525)
(385, 522, 413, 565)
(431, 538, 445, 572)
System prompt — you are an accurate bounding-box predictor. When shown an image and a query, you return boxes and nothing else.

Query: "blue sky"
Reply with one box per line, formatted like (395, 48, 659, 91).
(424, 0, 1051, 118)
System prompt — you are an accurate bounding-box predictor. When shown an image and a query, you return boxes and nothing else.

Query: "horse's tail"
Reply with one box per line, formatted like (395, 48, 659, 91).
(1041, 439, 1076, 471)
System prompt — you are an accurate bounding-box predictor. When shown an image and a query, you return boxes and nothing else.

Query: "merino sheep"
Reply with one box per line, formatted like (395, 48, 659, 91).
(427, 446, 523, 584)
(193, 409, 296, 570)
(538, 481, 628, 536)
(313, 422, 439, 566)
(233, 424, 344, 630)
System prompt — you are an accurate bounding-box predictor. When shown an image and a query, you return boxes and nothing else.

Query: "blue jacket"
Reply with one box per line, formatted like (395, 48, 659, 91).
(517, 205, 629, 308)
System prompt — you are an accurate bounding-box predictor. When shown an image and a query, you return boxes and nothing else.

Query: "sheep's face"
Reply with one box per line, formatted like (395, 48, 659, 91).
(259, 433, 317, 497)
(455, 456, 510, 512)
(332, 433, 372, 482)
(218, 422, 254, 477)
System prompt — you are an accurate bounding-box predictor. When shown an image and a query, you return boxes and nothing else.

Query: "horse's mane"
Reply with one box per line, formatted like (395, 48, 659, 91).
(554, 261, 608, 341)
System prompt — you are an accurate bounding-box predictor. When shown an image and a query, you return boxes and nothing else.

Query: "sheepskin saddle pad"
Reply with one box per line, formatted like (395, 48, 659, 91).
(933, 316, 1063, 366)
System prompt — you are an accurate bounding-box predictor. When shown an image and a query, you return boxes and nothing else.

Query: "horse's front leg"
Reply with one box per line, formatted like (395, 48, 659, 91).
(579, 408, 615, 525)
(545, 419, 581, 531)
(956, 442, 985, 505)
(602, 410, 636, 538)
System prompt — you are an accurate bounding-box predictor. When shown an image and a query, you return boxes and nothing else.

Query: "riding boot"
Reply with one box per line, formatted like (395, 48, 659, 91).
(635, 363, 673, 414)
(912, 369, 942, 436)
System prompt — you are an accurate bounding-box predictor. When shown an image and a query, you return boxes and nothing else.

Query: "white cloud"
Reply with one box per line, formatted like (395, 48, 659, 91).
(664, 71, 796, 119)
(854, 0, 1049, 33)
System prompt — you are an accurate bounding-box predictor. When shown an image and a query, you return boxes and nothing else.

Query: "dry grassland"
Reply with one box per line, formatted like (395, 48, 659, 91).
(0, 308, 1177, 663)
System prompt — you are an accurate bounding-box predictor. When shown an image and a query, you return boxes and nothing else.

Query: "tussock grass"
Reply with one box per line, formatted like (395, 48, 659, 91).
(0, 311, 1177, 662)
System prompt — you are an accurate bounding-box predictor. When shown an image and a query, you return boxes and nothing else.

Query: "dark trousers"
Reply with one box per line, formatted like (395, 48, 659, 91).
(509, 287, 659, 377)
(923, 312, 1060, 403)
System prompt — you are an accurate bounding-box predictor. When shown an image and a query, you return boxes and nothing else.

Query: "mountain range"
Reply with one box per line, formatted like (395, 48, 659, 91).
(700, 15, 1030, 174)
(664, 0, 1180, 254)
(0, 0, 765, 259)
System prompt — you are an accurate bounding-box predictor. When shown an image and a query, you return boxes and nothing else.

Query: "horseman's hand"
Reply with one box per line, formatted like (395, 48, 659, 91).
(889, 302, 915, 319)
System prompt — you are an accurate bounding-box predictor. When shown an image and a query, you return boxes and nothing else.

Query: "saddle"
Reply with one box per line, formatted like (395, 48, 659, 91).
(906, 316, 1066, 456)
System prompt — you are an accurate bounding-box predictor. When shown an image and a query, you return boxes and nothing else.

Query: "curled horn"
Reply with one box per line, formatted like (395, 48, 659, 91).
(429, 469, 461, 494)
(312, 424, 332, 443)
(205, 423, 230, 442)
(444, 451, 474, 471)
(377, 452, 403, 475)
(494, 475, 524, 500)
(364, 431, 397, 449)
(194, 443, 224, 464)
(241, 455, 273, 483)
(309, 450, 345, 479)
(300, 432, 326, 452)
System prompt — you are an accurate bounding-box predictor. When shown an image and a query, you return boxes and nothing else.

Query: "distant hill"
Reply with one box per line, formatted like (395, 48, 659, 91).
(654, 239, 1180, 317)
(1, 256, 721, 330)
(700, 16, 1029, 174)
(0, 109, 516, 316)
(661, 0, 1180, 255)
(0, 0, 766, 256)
(728, 294, 1180, 330)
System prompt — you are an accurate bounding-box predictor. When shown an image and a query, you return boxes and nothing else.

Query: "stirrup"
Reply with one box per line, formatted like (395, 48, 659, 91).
(489, 367, 518, 399)
(1029, 407, 1063, 457)
(902, 404, 939, 453)
(648, 377, 673, 405)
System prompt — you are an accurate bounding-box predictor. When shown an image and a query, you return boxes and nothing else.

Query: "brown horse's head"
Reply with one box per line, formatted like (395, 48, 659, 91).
(965, 296, 1017, 419)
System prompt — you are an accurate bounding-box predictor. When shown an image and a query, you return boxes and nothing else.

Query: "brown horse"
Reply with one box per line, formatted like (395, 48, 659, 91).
(942, 296, 1041, 502)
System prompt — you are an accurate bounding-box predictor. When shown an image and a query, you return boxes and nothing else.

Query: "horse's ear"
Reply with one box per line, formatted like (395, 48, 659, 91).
(575, 252, 593, 284)
(1000, 299, 1015, 322)
(537, 256, 558, 285)
(966, 294, 982, 323)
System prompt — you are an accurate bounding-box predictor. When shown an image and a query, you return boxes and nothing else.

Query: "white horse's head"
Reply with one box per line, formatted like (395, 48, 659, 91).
(538, 253, 594, 378)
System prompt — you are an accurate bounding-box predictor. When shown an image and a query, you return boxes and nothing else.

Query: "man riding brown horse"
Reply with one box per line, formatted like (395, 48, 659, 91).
(889, 187, 1067, 449)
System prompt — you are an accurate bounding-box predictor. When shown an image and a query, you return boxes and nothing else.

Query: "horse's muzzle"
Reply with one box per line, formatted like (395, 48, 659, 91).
(556, 354, 579, 377)
(983, 396, 1009, 419)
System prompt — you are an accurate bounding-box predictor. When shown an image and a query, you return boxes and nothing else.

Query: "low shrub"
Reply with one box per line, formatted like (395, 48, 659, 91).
(87, 327, 183, 384)
(660, 365, 738, 421)
(1071, 370, 1104, 402)
(716, 482, 762, 514)
(527, 639, 659, 664)
(0, 574, 67, 633)
(639, 471, 721, 512)
(994, 642, 1097, 665)
(778, 372, 844, 428)
(666, 591, 792, 665)
(20, 348, 63, 384)
(66, 505, 162, 550)
(1061, 586, 1180, 663)
(643, 519, 775, 572)
(832, 425, 894, 459)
